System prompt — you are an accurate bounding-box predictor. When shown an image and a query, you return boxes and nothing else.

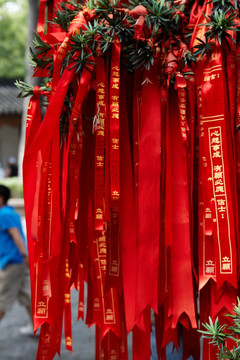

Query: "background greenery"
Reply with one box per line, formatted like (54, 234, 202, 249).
(0, 177, 23, 197)
(0, 0, 28, 78)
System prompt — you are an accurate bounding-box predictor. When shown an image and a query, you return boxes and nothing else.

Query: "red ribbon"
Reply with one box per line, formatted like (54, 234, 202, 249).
(195, 45, 237, 290)
(109, 41, 121, 205)
(167, 86, 197, 329)
(94, 57, 106, 231)
(37, 0, 46, 34)
(119, 72, 138, 333)
(106, 40, 122, 293)
(135, 63, 161, 321)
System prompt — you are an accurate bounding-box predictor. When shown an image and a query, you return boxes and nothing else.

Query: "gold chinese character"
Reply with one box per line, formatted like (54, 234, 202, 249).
(215, 186, 224, 193)
(217, 199, 225, 206)
(218, 206, 226, 213)
(211, 131, 220, 137)
(222, 263, 231, 270)
(211, 137, 220, 144)
(212, 145, 220, 152)
(112, 145, 119, 150)
(215, 179, 224, 186)
(37, 308, 46, 315)
(214, 172, 223, 179)
(213, 151, 221, 158)
(214, 165, 222, 172)
(100, 248, 107, 254)
(111, 265, 118, 273)
(206, 267, 215, 274)
(204, 76, 211, 82)
(66, 337, 72, 346)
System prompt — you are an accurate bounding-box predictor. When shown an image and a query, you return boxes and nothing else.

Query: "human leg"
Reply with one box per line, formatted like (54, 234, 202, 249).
(18, 266, 34, 336)
(18, 265, 32, 318)
(26, 304, 32, 320)
(0, 264, 23, 317)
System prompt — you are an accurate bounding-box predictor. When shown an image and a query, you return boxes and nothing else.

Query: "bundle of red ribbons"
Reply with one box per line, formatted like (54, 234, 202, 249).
(22, 0, 240, 359)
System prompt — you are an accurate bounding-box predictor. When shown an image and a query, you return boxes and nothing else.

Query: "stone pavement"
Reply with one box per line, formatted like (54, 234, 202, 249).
(0, 210, 183, 360)
(0, 290, 95, 360)
(0, 284, 185, 360)
(0, 210, 97, 360)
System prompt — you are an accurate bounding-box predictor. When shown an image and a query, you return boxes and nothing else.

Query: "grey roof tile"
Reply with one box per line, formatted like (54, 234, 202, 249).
(0, 85, 22, 115)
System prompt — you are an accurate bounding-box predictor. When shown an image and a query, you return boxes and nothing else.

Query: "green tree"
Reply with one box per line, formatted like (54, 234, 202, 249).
(0, 0, 28, 78)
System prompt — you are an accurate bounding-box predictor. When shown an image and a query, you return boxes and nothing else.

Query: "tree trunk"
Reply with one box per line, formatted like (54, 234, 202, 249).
(18, 0, 39, 180)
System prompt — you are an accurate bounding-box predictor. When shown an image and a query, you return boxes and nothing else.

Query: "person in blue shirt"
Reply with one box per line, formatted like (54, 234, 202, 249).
(0, 185, 33, 335)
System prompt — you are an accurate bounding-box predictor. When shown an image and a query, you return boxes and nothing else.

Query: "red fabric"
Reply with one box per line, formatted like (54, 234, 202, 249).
(167, 87, 197, 329)
(135, 63, 161, 321)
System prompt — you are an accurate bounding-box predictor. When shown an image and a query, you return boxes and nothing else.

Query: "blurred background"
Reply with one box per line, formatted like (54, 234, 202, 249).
(0, 0, 38, 196)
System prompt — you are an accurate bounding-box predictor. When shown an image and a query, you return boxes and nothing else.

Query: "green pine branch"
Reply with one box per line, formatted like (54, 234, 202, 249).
(15, 80, 51, 98)
(199, 298, 240, 360)
(192, 37, 213, 58)
(201, 8, 239, 48)
(206, 0, 237, 12)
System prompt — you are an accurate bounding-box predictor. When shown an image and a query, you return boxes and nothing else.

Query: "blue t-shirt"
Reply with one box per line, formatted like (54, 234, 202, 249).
(0, 205, 26, 269)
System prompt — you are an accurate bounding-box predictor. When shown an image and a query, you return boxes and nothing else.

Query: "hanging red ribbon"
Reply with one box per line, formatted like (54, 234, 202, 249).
(106, 40, 122, 293)
(94, 56, 106, 231)
(135, 63, 161, 322)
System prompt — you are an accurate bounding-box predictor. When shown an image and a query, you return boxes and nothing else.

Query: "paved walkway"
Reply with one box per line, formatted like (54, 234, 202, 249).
(0, 210, 184, 360)
(0, 289, 184, 360)
(0, 290, 95, 360)
(0, 211, 97, 360)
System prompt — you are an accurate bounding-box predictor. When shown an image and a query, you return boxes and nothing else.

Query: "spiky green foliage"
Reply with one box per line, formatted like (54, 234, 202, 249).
(207, 0, 237, 12)
(199, 298, 240, 360)
(203, 8, 239, 47)
(192, 37, 213, 58)
(30, 32, 54, 75)
(16, 0, 240, 98)
(127, 41, 155, 70)
(144, 0, 175, 35)
(15, 80, 51, 98)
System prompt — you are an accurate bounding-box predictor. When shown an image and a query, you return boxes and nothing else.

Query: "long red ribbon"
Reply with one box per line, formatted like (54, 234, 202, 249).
(94, 57, 106, 231)
(195, 45, 237, 290)
(167, 86, 197, 329)
(135, 64, 161, 321)
(106, 41, 122, 293)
